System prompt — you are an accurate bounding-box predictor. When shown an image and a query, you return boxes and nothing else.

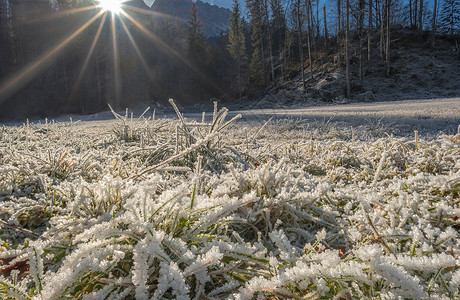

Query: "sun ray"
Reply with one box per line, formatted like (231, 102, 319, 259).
(119, 10, 191, 69)
(16, 5, 98, 25)
(111, 12, 121, 107)
(119, 16, 156, 82)
(68, 12, 108, 103)
(121, 3, 187, 23)
(0, 11, 104, 102)
(120, 10, 225, 98)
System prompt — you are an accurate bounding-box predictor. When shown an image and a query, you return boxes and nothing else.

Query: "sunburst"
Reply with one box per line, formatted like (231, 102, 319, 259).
(0, 1, 222, 109)
(98, 0, 124, 14)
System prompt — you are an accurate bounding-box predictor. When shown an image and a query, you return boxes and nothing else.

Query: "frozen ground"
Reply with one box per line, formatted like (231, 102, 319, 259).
(236, 97, 460, 136)
(7, 97, 458, 137)
(0, 99, 459, 299)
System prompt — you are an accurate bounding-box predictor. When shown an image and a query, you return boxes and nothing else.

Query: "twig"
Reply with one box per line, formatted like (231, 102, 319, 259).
(0, 219, 41, 239)
(249, 117, 273, 143)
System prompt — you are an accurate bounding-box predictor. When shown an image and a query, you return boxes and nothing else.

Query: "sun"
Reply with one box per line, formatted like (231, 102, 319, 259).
(98, 0, 123, 14)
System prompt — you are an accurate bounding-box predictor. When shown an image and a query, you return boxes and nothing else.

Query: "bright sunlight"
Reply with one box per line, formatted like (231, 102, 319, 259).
(98, 0, 123, 14)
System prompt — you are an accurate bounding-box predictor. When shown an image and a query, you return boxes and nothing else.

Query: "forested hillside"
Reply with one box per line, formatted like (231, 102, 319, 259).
(0, 0, 459, 120)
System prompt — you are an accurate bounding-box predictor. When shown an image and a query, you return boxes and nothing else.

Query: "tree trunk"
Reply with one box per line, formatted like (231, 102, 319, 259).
(296, 0, 305, 90)
(337, 0, 341, 65)
(306, 0, 313, 78)
(385, 0, 390, 77)
(0, 0, 5, 77)
(323, 5, 328, 49)
(316, 1, 320, 44)
(346, 0, 351, 98)
(409, 0, 412, 27)
(96, 56, 103, 108)
(431, 0, 437, 47)
(417, 0, 423, 38)
(7, 0, 23, 66)
(309, 0, 317, 67)
(380, 0, 385, 59)
(375, 0, 380, 26)
(359, 0, 364, 84)
(62, 60, 68, 96)
(238, 56, 242, 99)
(263, 0, 275, 83)
(367, 0, 373, 72)
(261, 28, 267, 86)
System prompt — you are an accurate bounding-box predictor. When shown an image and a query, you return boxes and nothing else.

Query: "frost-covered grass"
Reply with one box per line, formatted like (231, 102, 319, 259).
(0, 103, 459, 299)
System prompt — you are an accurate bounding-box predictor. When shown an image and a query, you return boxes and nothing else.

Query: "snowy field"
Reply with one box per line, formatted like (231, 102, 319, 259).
(0, 99, 459, 299)
(235, 97, 460, 137)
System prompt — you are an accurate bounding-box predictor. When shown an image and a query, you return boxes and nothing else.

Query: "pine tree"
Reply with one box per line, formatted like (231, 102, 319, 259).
(270, 0, 286, 60)
(249, 46, 265, 87)
(187, 3, 205, 65)
(186, 3, 206, 100)
(228, 0, 247, 98)
(247, 0, 266, 88)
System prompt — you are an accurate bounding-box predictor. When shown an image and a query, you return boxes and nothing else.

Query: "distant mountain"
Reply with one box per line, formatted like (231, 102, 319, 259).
(200, 0, 235, 10)
(143, 0, 238, 10)
(148, 0, 231, 37)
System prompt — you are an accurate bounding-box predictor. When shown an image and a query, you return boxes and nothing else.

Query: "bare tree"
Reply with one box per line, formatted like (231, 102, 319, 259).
(380, 0, 385, 58)
(418, 0, 423, 38)
(295, 0, 306, 90)
(409, 0, 413, 27)
(305, 0, 313, 78)
(346, 0, 350, 97)
(309, 0, 317, 66)
(323, 5, 328, 49)
(337, 0, 341, 65)
(386, 0, 390, 77)
(315, 0, 320, 43)
(431, 0, 438, 47)
(359, 0, 365, 84)
(368, 0, 373, 72)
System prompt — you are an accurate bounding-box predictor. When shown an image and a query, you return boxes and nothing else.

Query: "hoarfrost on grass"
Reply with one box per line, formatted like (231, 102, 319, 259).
(0, 103, 459, 299)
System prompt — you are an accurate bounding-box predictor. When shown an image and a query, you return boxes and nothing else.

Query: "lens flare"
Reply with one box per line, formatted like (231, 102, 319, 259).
(98, 0, 123, 14)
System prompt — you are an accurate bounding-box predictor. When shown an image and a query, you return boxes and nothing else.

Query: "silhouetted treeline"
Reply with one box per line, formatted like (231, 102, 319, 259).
(0, 0, 459, 120)
(0, 0, 233, 119)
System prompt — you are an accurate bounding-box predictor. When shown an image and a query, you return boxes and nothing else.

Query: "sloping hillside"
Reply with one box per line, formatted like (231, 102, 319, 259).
(244, 29, 460, 109)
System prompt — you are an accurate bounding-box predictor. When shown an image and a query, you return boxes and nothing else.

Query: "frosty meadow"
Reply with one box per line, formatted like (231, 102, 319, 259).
(0, 99, 459, 299)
